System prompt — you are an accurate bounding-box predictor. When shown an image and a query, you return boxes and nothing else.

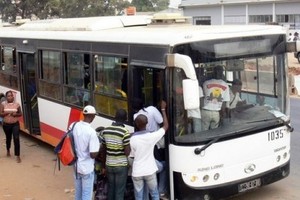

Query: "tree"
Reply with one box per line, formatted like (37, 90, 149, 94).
(0, 0, 169, 22)
(0, 0, 19, 22)
(0, 0, 50, 22)
(131, 0, 169, 12)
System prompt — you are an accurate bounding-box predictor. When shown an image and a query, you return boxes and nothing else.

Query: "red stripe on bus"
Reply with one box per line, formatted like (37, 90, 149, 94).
(40, 122, 65, 139)
(38, 107, 83, 140)
(68, 107, 82, 127)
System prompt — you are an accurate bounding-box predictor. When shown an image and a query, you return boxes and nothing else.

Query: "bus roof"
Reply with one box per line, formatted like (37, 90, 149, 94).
(0, 16, 287, 46)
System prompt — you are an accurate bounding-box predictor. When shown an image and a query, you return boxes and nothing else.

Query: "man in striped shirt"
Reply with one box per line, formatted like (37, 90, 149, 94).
(100, 109, 131, 200)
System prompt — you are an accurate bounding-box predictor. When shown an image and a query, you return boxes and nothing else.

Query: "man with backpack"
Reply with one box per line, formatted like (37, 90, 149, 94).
(72, 105, 100, 200)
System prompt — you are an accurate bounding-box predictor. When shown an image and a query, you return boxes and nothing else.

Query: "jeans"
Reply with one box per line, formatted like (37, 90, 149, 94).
(156, 160, 167, 195)
(192, 118, 202, 133)
(201, 109, 220, 130)
(3, 122, 20, 156)
(132, 173, 159, 200)
(74, 171, 95, 200)
(106, 165, 128, 200)
(142, 160, 164, 200)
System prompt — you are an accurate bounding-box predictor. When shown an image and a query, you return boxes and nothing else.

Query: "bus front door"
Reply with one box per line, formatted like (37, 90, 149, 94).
(19, 53, 41, 134)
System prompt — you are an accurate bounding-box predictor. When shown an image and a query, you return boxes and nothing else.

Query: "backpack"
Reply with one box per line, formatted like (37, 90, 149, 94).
(54, 122, 78, 166)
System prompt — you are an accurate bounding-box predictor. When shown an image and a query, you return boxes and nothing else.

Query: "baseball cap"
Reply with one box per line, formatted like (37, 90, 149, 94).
(83, 105, 97, 115)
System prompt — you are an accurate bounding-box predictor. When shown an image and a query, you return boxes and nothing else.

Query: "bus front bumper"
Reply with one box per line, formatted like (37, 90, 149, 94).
(173, 161, 290, 200)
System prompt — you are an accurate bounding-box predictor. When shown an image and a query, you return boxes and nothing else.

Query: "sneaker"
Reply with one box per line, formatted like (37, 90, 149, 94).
(160, 193, 169, 200)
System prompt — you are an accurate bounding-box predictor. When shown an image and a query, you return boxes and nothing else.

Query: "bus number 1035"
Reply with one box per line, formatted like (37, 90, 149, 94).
(268, 129, 284, 141)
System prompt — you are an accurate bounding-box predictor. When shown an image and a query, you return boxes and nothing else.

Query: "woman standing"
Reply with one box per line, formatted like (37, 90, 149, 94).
(0, 91, 22, 163)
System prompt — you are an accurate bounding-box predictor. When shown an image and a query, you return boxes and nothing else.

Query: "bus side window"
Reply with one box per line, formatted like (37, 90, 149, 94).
(0, 47, 18, 90)
(63, 52, 91, 107)
(94, 55, 128, 117)
(39, 50, 62, 101)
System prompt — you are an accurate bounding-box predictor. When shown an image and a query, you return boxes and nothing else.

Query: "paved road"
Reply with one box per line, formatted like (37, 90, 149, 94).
(228, 96, 300, 200)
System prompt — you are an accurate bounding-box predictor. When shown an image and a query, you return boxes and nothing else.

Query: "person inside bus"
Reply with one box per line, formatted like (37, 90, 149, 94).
(186, 85, 204, 133)
(201, 65, 230, 130)
(225, 79, 247, 118)
(186, 67, 205, 133)
(256, 94, 265, 106)
(130, 100, 168, 200)
(132, 98, 168, 199)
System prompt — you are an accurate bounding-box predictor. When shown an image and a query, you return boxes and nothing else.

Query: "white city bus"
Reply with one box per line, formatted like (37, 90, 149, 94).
(0, 15, 297, 200)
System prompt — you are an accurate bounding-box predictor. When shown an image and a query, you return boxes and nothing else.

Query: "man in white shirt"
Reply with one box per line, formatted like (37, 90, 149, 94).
(202, 66, 230, 130)
(72, 105, 100, 200)
(132, 98, 167, 199)
(133, 99, 163, 133)
(130, 101, 168, 200)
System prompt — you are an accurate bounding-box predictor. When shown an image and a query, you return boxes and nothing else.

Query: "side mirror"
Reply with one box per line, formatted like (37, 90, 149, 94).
(182, 79, 200, 110)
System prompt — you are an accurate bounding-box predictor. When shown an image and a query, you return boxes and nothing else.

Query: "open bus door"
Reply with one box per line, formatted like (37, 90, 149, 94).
(19, 53, 41, 134)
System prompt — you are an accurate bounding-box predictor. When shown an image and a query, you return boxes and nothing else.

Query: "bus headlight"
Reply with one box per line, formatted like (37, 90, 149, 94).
(276, 155, 281, 162)
(214, 173, 220, 180)
(283, 152, 287, 159)
(203, 175, 209, 182)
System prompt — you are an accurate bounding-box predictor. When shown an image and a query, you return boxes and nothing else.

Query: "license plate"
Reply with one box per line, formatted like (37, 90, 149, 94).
(238, 178, 261, 193)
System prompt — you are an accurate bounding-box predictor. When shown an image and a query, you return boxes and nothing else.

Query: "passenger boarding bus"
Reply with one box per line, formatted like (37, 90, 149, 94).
(0, 15, 297, 200)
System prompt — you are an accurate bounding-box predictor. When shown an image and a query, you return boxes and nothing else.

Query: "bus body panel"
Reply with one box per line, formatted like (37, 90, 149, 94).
(169, 126, 290, 187)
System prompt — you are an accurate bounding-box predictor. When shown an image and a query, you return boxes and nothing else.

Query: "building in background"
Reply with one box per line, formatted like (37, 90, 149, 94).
(179, 0, 300, 30)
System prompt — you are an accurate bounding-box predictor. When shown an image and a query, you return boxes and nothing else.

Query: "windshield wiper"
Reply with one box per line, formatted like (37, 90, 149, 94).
(246, 118, 278, 124)
(246, 118, 294, 132)
(194, 137, 220, 155)
(278, 118, 294, 132)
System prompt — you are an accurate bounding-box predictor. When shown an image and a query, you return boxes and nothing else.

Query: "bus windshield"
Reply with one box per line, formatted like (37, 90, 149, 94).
(171, 34, 288, 144)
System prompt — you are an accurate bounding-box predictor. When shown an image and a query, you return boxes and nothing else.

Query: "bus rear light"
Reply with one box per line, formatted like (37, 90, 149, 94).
(203, 175, 209, 182)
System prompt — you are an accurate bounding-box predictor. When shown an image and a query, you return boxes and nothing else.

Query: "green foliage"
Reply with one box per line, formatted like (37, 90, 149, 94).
(0, 0, 169, 22)
(131, 0, 169, 12)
